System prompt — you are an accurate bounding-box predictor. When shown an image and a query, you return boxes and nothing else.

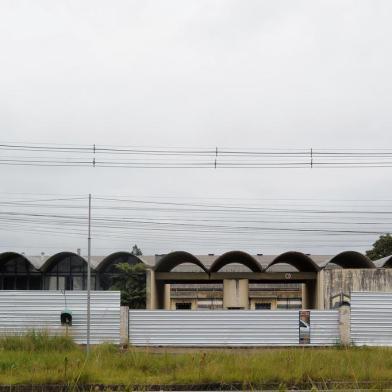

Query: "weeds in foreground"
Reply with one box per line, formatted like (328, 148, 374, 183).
(0, 334, 391, 387)
(0, 331, 76, 352)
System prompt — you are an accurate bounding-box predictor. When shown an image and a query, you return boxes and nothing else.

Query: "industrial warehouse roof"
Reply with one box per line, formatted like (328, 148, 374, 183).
(0, 250, 389, 272)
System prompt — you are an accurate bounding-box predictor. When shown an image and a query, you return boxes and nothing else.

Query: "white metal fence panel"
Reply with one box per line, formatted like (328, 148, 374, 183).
(310, 310, 340, 345)
(351, 291, 392, 346)
(129, 310, 299, 346)
(0, 291, 120, 344)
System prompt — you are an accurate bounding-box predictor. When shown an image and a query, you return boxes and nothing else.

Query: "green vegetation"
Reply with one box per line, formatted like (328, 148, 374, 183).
(130, 244, 143, 256)
(110, 262, 146, 308)
(0, 331, 76, 352)
(366, 233, 392, 260)
(108, 243, 146, 308)
(1, 334, 392, 388)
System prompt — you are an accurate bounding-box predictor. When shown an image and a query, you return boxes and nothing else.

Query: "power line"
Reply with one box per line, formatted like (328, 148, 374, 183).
(0, 192, 388, 254)
(1, 143, 392, 168)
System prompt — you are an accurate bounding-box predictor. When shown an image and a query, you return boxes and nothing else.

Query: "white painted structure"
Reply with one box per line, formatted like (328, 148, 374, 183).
(129, 309, 340, 347)
(0, 291, 121, 344)
(351, 291, 392, 346)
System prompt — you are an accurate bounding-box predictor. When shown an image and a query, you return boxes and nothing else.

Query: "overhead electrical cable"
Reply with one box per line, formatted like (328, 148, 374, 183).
(1, 143, 392, 168)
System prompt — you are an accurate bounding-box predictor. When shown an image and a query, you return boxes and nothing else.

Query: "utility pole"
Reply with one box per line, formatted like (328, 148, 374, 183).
(87, 193, 92, 355)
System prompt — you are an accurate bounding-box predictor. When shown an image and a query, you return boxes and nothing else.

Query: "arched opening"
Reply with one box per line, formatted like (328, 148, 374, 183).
(0, 252, 42, 290)
(98, 252, 144, 290)
(266, 252, 320, 272)
(324, 251, 374, 269)
(209, 251, 262, 272)
(41, 252, 95, 290)
(155, 251, 208, 273)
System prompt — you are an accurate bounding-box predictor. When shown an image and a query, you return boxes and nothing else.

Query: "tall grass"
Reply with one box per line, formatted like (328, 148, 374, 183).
(1, 334, 392, 387)
(0, 331, 76, 352)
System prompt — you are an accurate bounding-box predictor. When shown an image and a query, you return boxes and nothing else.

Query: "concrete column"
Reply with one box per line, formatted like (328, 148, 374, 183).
(164, 283, 171, 310)
(339, 303, 351, 346)
(223, 279, 249, 309)
(302, 281, 317, 309)
(120, 305, 129, 346)
(316, 270, 325, 310)
(146, 268, 158, 309)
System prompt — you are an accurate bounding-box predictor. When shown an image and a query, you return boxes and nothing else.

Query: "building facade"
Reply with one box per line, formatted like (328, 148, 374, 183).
(1, 250, 392, 310)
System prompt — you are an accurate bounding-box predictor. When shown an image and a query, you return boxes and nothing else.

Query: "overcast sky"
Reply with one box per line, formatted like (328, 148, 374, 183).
(1, 1, 392, 257)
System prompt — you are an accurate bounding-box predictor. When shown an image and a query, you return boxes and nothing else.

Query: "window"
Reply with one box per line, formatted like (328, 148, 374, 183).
(91, 276, 96, 290)
(255, 303, 271, 310)
(3, 277, 15, 289)
(98, 253, 143, 291)
(15, 276, 28, 290)
(29, 276, 42, 290)
(46, 276, 56, 290)
(72, 276, 83, 290)
(43, 254, 95, 291)
(71, 258, 85, 273)
(176, 302, 192, 310)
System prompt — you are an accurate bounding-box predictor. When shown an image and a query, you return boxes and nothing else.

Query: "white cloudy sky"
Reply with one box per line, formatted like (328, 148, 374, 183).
(0, 1, 391, 257)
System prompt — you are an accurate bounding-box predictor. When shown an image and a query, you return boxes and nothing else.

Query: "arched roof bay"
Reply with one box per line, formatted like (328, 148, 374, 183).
(40, 252, 88, 272)
(266, 251, 320, 272)
(0, 252, 39, 272)
(209, 251, 262, 272)
(323, 251, 374, 269)
(155, 251, 208, 273)
(97, 252, 144, 272)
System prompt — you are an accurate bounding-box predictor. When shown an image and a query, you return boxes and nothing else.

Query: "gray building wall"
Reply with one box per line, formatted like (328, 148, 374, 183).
(322, 268, 392, 309)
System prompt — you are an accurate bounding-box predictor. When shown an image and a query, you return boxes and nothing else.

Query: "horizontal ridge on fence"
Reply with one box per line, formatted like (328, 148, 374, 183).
(351, 291, 392, 346)
(0, 291, 121, 344)
(129, 310, 300, 347)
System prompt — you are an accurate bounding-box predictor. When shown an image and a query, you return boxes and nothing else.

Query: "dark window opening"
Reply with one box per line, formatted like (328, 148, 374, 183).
(15, 276, 28, 290)
(43, 254, 95, 290)
(255, 303, 272, 310)
(3, 277, 15, 290)
(176, 302, 192, 310)
(29, 276, 42, 290)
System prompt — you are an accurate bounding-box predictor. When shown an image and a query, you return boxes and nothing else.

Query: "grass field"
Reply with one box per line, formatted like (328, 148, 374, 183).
(1, 333, 392, 388)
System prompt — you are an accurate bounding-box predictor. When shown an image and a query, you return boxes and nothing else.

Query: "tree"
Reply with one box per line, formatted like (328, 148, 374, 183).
(366, 234, 392, 260)
(110, 262, 146, 308)
(131, 244, 142, 256)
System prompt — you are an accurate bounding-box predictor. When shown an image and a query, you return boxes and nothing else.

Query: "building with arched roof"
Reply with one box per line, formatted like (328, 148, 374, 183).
(0, 252, 41, 290)
(41, 252, 95, 290)
(1, 249, 392, 310)
(97, 252, 144, 290)
(266, 251, 320, 273)
(155, 251, 209, 273)
(322, 251, 374, 269)
(209, 251, 262, 273)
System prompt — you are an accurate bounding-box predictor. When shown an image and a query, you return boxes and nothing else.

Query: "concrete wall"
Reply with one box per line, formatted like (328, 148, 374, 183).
(120, 306, 129, 345)
(146, 268, 165, 310)
(223, 279, 249, 309)
(322, 268, 392, 309)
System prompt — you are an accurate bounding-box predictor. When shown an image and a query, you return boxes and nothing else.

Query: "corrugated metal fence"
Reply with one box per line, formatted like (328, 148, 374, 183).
(0, 291, 342, 347)
(129, 310, 340, 347)
(310, 310, 340, 345)
(351, 291, 392, 346)
(0, 291, 120, 344)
